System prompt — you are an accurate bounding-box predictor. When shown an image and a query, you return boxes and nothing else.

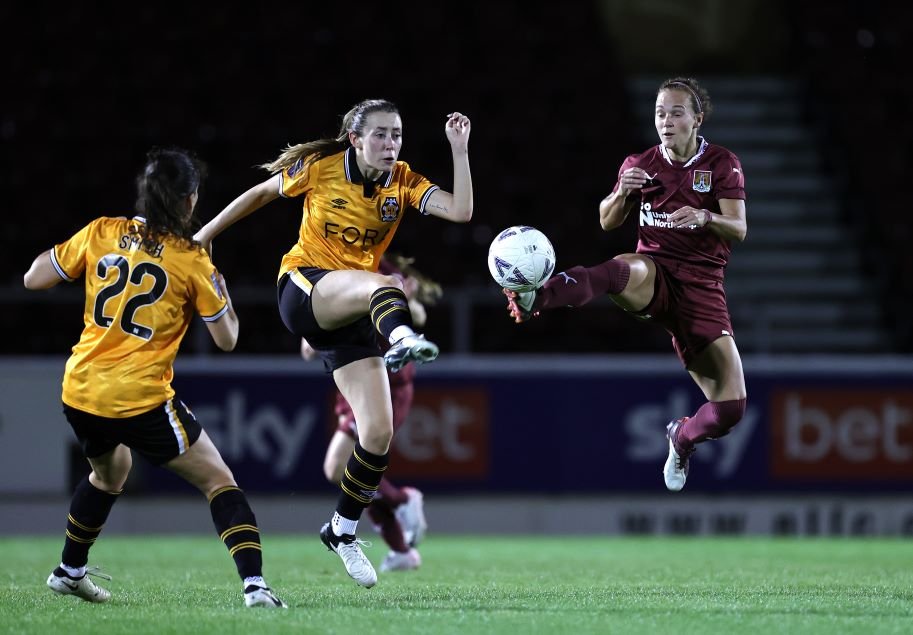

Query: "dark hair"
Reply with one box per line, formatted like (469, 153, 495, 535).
(135, 147, 206, 251)
(261, 99, 399, 174)
(658, 77, 713, 121)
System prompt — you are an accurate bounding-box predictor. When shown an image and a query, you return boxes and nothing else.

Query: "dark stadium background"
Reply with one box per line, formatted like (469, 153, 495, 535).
(3, 1, 911, 356)
(3, 2, 913, 555)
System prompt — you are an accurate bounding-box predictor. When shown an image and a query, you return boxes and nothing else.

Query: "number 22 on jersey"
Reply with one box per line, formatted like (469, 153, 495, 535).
(93, 254, 167, 340)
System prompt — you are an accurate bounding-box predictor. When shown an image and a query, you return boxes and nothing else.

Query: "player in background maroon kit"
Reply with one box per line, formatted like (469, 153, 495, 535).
(504, 77, 748, 492)
(302, 255, 438, 571)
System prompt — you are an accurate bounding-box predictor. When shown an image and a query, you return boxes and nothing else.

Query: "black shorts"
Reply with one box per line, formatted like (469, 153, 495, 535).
(63, 398, 203, 465)
(277, 267, 383, 372)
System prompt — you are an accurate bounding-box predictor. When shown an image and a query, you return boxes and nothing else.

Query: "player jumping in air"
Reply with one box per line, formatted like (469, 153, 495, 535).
(195, 100, 471, 587)
(504, 77, 748, 492)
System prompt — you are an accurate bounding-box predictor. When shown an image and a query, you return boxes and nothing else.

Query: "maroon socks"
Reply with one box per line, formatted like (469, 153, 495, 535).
(679, 398, 747, 447)
(535, 260, 631, 310)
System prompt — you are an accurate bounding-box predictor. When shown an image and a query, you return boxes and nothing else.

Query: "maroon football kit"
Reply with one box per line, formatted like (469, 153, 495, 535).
(612, 137, 746, 366)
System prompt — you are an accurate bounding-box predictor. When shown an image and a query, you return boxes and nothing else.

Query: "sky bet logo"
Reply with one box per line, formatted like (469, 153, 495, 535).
(771, 390, 913, 479)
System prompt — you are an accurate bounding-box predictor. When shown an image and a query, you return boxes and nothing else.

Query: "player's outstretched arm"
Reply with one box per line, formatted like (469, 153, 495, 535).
(23, 250, 63, 290)
(194, 174, 282, 253)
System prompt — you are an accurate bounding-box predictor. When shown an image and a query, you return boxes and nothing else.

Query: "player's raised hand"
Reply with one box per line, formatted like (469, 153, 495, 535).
(445, 112, 471, 151)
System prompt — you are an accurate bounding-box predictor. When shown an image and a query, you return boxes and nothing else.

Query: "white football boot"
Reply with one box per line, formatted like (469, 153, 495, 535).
(319, 522, 377, 588)
(663, 417, 695, 492)
(384, 334, 439, 372)
(244, 582, 288, 608)
(46, 566, 111, 603)
(380, 548, 421, 572)
(395, 487, 428, 547)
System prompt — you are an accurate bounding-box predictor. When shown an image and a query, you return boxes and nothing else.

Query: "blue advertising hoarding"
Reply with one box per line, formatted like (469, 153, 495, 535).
(122, 356, 913, 495)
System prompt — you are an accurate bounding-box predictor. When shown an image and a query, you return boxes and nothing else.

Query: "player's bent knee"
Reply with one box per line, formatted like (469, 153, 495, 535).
(359, 432, 392, 455)
(618, 255, 652, 288)
(323, 461, 344, 484)
(190, 463, 237, 498)
(203, 479, 238, 500)
(90, 473, 127, 494)
(378, 274, 404, 291)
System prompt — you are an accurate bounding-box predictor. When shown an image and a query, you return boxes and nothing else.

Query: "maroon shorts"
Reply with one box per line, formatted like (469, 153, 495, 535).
(632, 257, 734, 368)
(335, 362, 416, 439)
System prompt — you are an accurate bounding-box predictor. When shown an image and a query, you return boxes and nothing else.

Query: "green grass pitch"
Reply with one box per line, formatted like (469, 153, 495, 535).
(2, 535, 912, 634)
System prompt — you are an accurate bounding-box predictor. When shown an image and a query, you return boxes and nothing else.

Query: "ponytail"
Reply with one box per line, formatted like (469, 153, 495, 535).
(260, 98, 399, 174)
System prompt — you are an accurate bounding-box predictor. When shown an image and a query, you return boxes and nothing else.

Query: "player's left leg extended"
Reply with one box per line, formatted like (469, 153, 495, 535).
(664, 336, 748, 492)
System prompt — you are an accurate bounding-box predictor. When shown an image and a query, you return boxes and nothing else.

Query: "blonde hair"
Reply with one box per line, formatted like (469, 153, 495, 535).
(260, 99, 399, 174)
(388, 254, 442, 305)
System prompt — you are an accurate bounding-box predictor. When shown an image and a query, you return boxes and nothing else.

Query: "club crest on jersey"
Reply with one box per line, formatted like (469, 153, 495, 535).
(692, 170, 712, 193)
(380, 196, 400, 222)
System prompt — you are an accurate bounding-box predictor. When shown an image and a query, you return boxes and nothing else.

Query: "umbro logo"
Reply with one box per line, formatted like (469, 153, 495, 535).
(331, 198, 349, 209)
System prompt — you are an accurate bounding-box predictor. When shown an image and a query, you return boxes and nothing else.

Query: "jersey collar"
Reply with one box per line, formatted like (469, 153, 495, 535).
(344, 146, 393, 195)
(659, 135, 708, 168)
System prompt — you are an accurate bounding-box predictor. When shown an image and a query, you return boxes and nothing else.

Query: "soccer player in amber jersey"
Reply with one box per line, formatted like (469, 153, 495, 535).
(504, 77, 748, 492)
(23, 148, 285, 608)
(195, 99, 472, 587)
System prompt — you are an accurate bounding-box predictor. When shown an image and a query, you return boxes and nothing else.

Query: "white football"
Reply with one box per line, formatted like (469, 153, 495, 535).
(487, 226, 556, 292)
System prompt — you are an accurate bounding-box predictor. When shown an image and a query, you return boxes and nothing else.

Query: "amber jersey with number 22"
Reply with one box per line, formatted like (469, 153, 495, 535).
(51, 216, 228, 418)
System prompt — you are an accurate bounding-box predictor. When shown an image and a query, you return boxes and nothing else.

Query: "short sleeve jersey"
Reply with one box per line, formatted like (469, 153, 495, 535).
(52, 216, 228, 417)
(278, 146, 439, 276)
(613, 137, 746, 269)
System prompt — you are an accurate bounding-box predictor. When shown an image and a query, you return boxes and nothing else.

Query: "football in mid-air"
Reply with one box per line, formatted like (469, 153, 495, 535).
(487, 226, 556, 292)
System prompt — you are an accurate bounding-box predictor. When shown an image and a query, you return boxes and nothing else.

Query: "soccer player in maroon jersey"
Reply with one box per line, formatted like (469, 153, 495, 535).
(304, 256, 437, 573)
(504, 77, 748, 492)
(24, 148, 285, 608)
(195, 100, 472, 587)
